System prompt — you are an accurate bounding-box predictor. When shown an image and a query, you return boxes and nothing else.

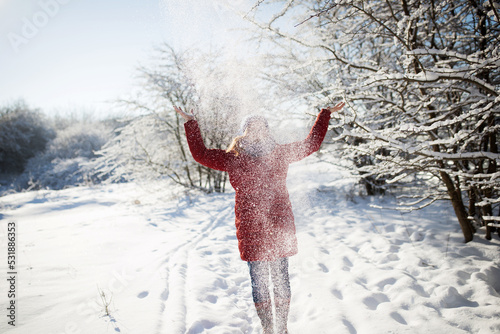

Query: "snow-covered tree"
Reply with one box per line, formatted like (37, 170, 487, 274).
(92, 45, 247, 192)
(246, 0, 500, 242)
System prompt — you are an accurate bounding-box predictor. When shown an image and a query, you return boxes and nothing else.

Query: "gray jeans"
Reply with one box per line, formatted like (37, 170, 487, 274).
(247, 257, 291, 303)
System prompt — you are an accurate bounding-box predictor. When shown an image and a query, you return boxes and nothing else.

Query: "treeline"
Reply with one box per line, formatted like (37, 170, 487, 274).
(0, 101, 112, 191)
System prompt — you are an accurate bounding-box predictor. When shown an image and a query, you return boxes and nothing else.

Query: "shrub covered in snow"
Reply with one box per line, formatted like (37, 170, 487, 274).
(13, 121, 112, 191)
(90, 114, 176, 184)
(0, 101, 55, 174)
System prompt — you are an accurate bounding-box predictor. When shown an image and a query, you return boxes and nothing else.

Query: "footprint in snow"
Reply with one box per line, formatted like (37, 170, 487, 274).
(320, 247, 330, 255)
(160, 288, 169, 301)
(362, 293, 390, 310)
(376, 277, 397, 291)
(331, 288, 343, 300)
(213, 277, 228, 290)
(137, 291, 149, 299)
(318, 263, 329, 273)
(187, 319, 216, 334)
(342, 256, 353, 271)
(390, 311, 407, 325)
(205, 295, 218, 304)
(342, 319, 357, 334)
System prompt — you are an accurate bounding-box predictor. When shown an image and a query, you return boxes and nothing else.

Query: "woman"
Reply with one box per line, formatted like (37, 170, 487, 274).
(174, 102, 344, 334)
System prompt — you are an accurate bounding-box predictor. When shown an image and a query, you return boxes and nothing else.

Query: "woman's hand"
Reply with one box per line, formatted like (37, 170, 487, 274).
(325, 102, 345, 114)
(173, 106, 195, 121)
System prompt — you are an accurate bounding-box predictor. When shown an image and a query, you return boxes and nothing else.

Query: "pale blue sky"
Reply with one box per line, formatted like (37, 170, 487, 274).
(0, 0, 256, 116)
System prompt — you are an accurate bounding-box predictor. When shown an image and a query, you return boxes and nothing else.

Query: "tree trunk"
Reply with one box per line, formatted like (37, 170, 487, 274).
(440, 171, 474, 242)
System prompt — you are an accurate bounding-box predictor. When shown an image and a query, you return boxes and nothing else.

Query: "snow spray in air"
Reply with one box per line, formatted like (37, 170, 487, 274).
(158, 0, 271, 140)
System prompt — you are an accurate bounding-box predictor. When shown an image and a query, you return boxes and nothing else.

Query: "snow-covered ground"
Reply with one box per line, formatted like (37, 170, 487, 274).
(1, 160, 500, 334)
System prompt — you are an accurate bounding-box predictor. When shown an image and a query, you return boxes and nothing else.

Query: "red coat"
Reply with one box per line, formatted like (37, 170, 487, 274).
(184, 109, 331, 261)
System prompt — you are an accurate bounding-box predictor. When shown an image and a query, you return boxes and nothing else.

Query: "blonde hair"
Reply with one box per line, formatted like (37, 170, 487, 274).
(227, 115, 272, 156)
(226, 130, 248, 156)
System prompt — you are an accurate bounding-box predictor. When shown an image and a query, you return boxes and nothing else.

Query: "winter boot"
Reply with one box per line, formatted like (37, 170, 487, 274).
(255, 300, 274, 334)
(275, 298, 290, 334)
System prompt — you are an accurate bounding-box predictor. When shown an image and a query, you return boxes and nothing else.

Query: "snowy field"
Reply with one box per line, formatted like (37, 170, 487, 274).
(1, 160, 500, 334)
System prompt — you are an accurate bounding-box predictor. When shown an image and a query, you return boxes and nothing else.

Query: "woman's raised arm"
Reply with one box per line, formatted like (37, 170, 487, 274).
(280, 102, 344, 163)
(174, 106, 232, 172)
